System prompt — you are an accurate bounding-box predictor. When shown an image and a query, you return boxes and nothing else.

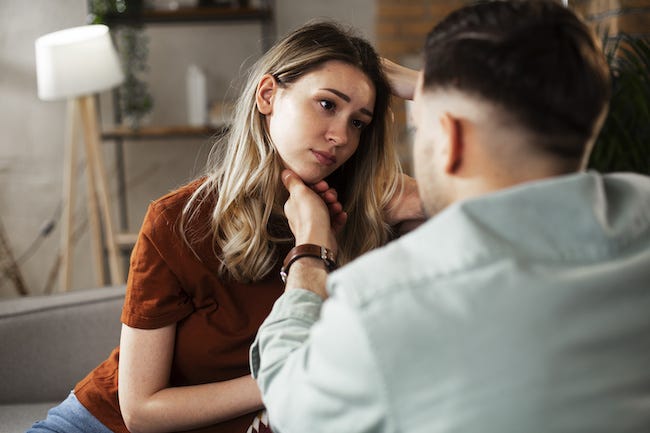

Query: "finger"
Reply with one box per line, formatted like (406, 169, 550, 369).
(327, 201, 343, 215)
(332, 211, 348, 233)
(310, 180, 330, 193)
(281, 169, 305, 195)
(320, 188, 338, 204)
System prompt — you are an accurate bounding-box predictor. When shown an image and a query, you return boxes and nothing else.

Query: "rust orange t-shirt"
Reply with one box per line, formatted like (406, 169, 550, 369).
(74, 179, 287, 433)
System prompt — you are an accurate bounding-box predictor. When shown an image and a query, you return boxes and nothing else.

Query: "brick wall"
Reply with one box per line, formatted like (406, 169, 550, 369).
(572, 0, 650, 36)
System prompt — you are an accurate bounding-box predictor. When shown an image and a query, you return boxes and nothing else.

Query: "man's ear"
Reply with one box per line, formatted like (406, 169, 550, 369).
(439, 112, 463, 174)
(256, 74, 277, 115)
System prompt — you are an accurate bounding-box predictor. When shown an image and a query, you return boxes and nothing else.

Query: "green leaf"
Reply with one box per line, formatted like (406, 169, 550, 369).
(589, 33, 650, 175)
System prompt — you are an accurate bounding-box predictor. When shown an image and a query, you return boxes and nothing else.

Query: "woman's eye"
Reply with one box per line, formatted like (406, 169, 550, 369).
(352, 119, 367, 130)
(319, 100, 335, 111)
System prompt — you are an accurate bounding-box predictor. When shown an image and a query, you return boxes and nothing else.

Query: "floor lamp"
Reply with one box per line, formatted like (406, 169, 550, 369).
(35, 25, 125, 292)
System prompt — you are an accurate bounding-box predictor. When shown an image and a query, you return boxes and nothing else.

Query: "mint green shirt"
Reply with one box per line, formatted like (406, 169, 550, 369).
(251, 172, 650, 433)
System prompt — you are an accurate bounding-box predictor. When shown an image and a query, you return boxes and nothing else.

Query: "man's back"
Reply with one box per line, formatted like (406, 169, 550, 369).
(252, 2, 647, 431)
(328, 172, 650, 432)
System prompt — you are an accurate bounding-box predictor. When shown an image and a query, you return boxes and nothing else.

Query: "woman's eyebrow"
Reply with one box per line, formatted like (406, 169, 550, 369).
(322, 88, 373, 117)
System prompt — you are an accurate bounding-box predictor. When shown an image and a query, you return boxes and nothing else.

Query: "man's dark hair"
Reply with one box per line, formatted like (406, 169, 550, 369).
(423, 0, 611, 161)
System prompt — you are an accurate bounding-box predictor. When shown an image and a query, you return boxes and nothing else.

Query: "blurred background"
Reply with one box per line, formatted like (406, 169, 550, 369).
(1, 0, 648, 298)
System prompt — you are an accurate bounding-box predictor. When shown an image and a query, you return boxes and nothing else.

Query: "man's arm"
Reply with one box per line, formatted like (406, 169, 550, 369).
(250, 288, 393, 433)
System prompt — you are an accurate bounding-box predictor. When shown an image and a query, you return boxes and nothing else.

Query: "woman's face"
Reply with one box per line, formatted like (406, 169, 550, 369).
(258, 60, 376, 184)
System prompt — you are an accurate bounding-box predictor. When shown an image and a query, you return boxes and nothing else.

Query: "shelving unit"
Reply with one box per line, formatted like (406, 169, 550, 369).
(94, 1, 275, 279)
(102, 4, 275, 50)
(105, 6, 273, 25)
(101, 124, 227, 140)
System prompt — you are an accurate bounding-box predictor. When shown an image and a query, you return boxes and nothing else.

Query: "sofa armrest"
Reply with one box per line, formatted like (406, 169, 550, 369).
(0, 286, 125, 404)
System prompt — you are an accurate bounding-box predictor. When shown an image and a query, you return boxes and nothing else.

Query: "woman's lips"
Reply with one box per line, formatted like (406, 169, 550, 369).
(312, 150, 337, 166)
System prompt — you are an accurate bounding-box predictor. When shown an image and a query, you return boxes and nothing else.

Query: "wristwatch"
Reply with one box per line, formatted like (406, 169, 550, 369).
(280, 244, 337, 283)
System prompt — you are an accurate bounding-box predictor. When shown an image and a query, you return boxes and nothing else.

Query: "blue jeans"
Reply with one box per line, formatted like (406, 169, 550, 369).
(27, 391, 113, 433)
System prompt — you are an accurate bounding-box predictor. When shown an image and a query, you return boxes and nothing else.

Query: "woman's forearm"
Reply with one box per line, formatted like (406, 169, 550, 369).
(381, 58, 418, 100)
(122, 374, 263, 433)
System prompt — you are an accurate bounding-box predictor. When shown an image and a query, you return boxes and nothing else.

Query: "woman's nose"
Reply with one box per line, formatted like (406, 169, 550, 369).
(326, 118, 348, 146)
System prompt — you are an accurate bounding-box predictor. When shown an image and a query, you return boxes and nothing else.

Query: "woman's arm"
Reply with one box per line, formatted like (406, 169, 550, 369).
(381, 58, 418, 100)
(385, 174, 426, 235)
(118, 323, 263, 433)
(381, 60, 422, 234)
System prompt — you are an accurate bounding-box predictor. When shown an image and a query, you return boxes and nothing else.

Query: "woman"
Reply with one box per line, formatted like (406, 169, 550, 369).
(29, 21, 419, 433)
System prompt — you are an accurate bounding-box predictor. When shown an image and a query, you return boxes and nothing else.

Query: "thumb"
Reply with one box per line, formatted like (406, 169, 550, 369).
(281, 169, 304, 194)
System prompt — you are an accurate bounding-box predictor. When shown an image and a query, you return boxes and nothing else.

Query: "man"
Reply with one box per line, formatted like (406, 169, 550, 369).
(250, 1, 650, 432)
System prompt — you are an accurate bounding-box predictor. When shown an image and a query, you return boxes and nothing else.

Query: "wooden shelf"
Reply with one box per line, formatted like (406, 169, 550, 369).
(102, 124, 227, 140)
(104, 6, 271, 25)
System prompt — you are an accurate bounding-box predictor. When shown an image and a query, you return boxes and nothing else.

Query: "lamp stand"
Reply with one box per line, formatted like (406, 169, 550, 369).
(59, 95, 123, 292)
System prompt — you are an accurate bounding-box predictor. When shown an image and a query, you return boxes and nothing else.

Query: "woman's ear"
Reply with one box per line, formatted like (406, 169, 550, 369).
(256, 74, 277, 115)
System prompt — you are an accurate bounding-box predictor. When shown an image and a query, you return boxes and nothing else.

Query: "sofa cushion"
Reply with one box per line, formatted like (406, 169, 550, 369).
(0, 286, 125, 404)
(0, 402, 56, 432)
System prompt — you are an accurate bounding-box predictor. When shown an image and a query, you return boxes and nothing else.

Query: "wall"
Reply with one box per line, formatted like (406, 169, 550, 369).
(5, 0, 644, 298)
(0, 0, 373, 298)
(0, 0, 88, 297)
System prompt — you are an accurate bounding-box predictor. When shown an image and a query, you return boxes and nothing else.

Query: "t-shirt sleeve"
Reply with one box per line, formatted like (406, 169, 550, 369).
(121, 202, 194, 329)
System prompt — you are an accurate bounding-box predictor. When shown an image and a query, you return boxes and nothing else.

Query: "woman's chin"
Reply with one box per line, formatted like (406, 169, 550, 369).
(281, 159, 334, 184)
(291, 169, 327, 185)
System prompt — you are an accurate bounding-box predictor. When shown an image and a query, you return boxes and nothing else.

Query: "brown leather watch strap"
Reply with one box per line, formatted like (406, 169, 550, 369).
(280, 244, 337, 283)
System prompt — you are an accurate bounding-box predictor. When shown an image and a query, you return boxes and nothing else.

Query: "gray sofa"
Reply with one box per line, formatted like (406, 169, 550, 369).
(0, 285, 125, 432)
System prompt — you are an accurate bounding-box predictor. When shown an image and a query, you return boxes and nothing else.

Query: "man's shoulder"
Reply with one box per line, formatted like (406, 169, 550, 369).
(327, 218, 473, 308)
(328, 172, 650, 308)
(328, 234, 416, 305)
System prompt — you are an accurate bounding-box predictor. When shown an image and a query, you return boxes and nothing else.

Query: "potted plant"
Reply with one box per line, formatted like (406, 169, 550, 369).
(588, 33, 650, 175)
(88, 0, 154, 129)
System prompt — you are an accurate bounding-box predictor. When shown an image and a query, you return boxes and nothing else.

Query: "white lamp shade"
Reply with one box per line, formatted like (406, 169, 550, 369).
(35, 25, 124, 101)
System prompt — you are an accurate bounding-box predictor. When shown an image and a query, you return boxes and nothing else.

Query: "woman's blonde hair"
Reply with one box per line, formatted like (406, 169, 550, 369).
(180, 21, 402, 282)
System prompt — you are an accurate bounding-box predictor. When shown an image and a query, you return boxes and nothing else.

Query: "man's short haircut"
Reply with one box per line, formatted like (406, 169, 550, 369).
(423, 0, 611, 161)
